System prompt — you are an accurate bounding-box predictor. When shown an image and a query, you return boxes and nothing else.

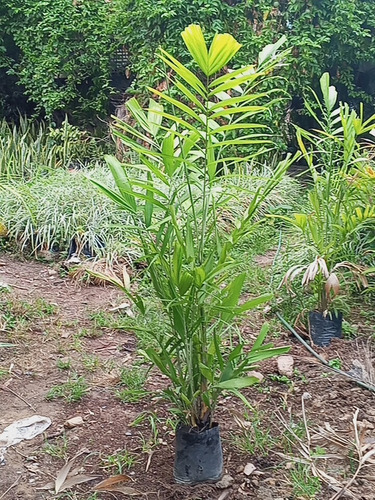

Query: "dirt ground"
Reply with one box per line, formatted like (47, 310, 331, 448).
(1, 254, 375, 500)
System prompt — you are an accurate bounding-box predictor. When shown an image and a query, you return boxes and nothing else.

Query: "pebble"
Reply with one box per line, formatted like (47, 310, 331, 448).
(64, 416, 84, 429)
(215, 474, 234, 489)
(277, 355, 294, 377)
(244, 463, 256, 476)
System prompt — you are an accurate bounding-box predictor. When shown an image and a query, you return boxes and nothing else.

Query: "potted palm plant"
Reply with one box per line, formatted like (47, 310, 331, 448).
(278, 73, 375, 346)
(92, 25, 296, 484)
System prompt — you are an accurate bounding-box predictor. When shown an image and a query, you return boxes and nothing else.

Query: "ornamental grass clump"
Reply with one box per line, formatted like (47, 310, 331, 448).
(92, 25, 297, 429)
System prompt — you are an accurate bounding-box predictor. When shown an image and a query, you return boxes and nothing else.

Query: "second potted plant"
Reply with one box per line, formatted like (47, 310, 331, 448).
(278, 73, 374, 346)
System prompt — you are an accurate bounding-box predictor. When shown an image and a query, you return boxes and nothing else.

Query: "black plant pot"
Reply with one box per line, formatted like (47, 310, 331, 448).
(174, 423, 223, 485)
(309, 311, 343, 347)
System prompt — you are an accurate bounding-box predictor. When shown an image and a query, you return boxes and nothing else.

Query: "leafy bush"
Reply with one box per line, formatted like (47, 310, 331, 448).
(1, 0, 118, 120)
(116, 0, 375, 113)
(1, 0, 375, 124)
(0, 116, 107, 180)
(0, 166, 138, 258)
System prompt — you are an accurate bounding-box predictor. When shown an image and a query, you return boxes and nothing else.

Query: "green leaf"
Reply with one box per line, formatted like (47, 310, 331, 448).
(104, 155, 137, 212)
(181, 24, 209, 75)
(251, 323, 270, 352)
(158, 48, 206, 97)
(150, 88, 204, 124)
(248, 347, 290, 364)
(162, 134, 176, 177)
(236, 293, 272, 314)
(127, 97, 151, 133)
(216, 376, 260, 389)
(194, 267, 206, 287)
(178, 271, 193, 295)
(207, 32, 242, 76)
(147, 98, 163, 137)
(199, 363, 214, 383)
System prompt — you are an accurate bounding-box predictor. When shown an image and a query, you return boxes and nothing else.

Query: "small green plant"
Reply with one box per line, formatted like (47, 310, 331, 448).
(56, 358, 72, 370)
(102, 449, 138, 474)
(116, 365, 149, 403)
(232, 410, 277, 456)
(290, 463, 322, 498)
(119, 366, 147, 389)
(342, 321, 359, 339)
(46, 375, 88, 403)
(278, 74, 375, 315)
(269, 374, 293, 387)
(0, 367, 9, 378)
(43, 434, 69, 460)
(70, 335, 83, 352)
(328, 358, 342, 370)
(82, 354, 101, 372)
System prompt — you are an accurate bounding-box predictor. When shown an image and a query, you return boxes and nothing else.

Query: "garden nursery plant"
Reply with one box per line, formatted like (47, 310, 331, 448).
(92, 25, 297, 484)
(279, 73, 375, 346)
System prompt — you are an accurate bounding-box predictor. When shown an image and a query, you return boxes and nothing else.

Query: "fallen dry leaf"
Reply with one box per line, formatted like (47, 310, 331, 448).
(93, 474, 131, 490)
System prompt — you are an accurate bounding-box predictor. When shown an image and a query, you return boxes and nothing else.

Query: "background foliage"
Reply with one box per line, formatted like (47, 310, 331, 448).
(1, 0, 375, 126)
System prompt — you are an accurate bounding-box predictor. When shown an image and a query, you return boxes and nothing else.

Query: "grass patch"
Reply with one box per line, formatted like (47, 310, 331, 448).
(115, 365, 149, 403)
(46, 375, 88, 403)
(101, 449, 138, 474)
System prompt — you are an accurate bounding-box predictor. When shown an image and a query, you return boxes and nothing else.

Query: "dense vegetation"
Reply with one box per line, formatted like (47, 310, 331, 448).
(1, 0, 375, 126)
(1, 18, 375, 499)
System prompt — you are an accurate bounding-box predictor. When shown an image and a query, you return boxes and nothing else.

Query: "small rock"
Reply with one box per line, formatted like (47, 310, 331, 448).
(48, 269, 58, 276)
(64, 416, 84, 429)
(244, 463, 256, 476)
(216, 474, 234, 489)
(277, 355, 294, 377)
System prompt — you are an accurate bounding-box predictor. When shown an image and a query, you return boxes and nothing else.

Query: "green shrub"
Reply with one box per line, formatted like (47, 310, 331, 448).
(0, 166, 138, 257)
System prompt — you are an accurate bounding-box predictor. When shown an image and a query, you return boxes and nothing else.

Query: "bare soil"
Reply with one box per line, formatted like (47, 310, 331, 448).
(0, 254, 375, 500)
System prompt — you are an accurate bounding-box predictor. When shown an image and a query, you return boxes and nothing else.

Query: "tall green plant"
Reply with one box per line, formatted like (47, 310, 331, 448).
(279, 74, 375, 313)
(92, 25, 296, 428)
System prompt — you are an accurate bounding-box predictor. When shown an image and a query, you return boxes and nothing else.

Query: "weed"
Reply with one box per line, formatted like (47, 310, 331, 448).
(46, 375, 88, 403)
(291, 463, 321, 498)
(279, 418, 307, 453)
(76, 327, 102, 339)
(56, 359, 72, 370)
(342, 320, 359, 339)
(70, 335, 83, 352)
(0, 368, 9, 379)
(43, 434, 69, 460)
(102, 449, 138, 474)
(328, 358, 342, 370)
(116, 365, 149, 403)
(116, 388, 149, 403)
(293, 368, 308, 384)
(82, 354, 101, 372)
(120, 366, 147, 389)
(269, 374, 293, 388)
(232, 410, 277, 456)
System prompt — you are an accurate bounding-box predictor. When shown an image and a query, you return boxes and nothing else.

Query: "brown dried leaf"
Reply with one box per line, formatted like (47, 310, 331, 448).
(59, 475, 99, 493)
(325, 272, 340, 297)
(122, 266, 131, 290)
(94, 474, 131, 491)
(55, 459, 74, 493)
